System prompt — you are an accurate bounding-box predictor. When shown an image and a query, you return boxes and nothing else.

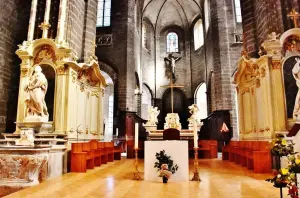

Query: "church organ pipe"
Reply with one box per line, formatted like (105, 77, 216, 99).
(28, 0, 38, 41)
(57, 0, 68, 43)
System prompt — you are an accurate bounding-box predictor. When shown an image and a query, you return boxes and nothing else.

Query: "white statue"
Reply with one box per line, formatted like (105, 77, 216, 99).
(146, 106, 160, 126)
(293, 58, 300, 122)
(24, 66, 49, 122)
(188, 104, 203, 130)
(165, 54, 181, 74)
(164, 113, 182, 130)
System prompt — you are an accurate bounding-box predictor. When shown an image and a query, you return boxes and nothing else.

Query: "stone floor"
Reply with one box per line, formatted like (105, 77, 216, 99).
(5, 158, 286, 198)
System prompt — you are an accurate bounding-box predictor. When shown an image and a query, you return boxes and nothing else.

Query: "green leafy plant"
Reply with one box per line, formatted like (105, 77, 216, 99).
(269, 134, 295, 156)
(154, 150, 179, 175)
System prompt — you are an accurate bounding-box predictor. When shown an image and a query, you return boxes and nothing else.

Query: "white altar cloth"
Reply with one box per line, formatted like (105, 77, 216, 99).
(144, 141, 189, 182)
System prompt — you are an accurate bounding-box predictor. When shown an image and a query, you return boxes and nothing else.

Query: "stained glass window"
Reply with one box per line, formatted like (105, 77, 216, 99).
(234, 0, 242, 23)
(166, 32, 179, 53)
(97, 0, 111, 27)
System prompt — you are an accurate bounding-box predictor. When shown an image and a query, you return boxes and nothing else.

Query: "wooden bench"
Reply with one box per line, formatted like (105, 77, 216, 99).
(98, 142, 108, 164)
(71, 142, 94, 172)
(90, 140, 102, 166)
(105, 142, 114, 162)
(113, 145, 122, 160)
(198, 140, 218, 159)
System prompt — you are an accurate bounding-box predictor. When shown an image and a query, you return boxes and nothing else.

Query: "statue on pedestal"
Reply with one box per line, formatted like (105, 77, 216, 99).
(188, 104, 203, 130)
(24, 66, 49, 122)
(293, 58, 300, 123)
(144, 106, 160, 132)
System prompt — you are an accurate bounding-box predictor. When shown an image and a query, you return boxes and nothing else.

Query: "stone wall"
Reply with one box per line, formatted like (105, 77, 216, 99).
(0, 0, 31, 132)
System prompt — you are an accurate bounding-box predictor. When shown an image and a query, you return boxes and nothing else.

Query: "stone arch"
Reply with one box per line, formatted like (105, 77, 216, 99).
(98, 61, 117, 84)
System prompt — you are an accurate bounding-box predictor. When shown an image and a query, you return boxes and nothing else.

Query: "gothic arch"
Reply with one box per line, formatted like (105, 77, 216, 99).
(98, 61, 117, 84)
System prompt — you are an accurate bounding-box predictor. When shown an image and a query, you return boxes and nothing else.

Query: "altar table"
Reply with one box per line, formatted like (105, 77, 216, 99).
(144, 141, 189, 182)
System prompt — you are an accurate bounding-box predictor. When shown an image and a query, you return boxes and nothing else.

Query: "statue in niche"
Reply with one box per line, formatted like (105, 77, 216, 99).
(293, 58, 300, 122)
(165, 54, 181, 75)
(24, 66, 49, 122)
(146, 106, 160, 126)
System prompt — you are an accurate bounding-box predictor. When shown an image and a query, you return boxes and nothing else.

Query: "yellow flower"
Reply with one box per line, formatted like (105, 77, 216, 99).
(296, 159, 300, 165)
(282, 139, 287, 145)
(281, 168, 289, 175)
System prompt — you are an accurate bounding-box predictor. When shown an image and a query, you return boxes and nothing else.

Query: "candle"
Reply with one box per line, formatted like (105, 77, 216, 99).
(193, 121, 198, 148)
(135, 123, 139, 149)
(116, 128, 118, 136)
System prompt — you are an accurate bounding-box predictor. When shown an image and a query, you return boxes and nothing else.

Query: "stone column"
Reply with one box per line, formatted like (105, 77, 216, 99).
(54, 63, 68, 133)
(15, 57, 31, 132)
(57, 0, 68, 43)
(27, 0, 38, 41)
(41, 0, 52, 38)
(98, 88, 104, 140)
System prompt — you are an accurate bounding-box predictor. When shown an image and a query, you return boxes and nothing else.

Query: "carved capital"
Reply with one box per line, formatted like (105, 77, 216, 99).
(56, 65, 67, 75)
(91, 92, 99, 98)
(242, 87, 250, 94)
(20, 68, 29, 77)
(71, 71, 77, 83)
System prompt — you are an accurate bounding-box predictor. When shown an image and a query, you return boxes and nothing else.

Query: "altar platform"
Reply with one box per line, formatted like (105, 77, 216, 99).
(147, 130, 193, 140)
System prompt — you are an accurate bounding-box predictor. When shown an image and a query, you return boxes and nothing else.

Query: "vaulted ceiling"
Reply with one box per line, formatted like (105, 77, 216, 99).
(142, 0, 202, 31)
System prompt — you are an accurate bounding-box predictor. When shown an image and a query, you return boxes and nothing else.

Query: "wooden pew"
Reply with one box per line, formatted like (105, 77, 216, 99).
(198, 140, 218, 158)
(222, 142, 231, 160)
(229, 141, 237, 162)
(71, 142, 94, 172)
(105, 142, 114, 162)
(114, 145, 122, 160)
(98, 142, 108, 164)
(90, 140, 102, 166)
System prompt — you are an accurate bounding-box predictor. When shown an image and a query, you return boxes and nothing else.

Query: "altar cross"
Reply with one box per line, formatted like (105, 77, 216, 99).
(161, 73, 184, 113)
(288, 9, 300, 28)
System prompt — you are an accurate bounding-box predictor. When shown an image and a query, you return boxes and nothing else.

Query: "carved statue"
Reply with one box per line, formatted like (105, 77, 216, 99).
(146, 106, 160, 126)
(164, 113, 181, 130)
(24, 66, 49, 122)
(293, 58, 300, 122)
(165, 54, 181, 74)
(188, 104, 203, 130)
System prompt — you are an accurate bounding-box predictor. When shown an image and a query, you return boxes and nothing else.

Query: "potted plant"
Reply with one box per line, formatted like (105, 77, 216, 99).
(154, 150, 179, 183)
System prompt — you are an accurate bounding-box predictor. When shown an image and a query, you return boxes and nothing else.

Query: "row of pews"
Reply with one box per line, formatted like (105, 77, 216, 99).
(71, 140, 122, 172)
(222, 140, 271, 173)
(195, 140, 218, 158)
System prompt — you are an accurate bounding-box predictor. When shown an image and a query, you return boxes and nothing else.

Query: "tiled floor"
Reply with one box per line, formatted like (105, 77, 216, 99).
(5, 158, 286, 198)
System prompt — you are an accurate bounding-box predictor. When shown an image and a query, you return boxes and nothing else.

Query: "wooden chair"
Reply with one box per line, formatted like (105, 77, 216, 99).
(163, 128, 180, 140)
(71, 142, 94, 172)
(90, 140, 102, 166)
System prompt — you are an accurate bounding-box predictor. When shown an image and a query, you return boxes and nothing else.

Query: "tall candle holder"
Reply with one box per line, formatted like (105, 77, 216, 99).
(191, 147, 201, 181)
(133, 148, 141, 180)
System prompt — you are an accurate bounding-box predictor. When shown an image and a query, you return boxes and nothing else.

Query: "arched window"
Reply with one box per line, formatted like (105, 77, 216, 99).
(195, 83, 207, 119)
(234, 0, 242, 23)
(166, 32, 179, 53)
(142, 23, 150, 50)
(97, 0, 111, 27)
(194, 19, 204, 50)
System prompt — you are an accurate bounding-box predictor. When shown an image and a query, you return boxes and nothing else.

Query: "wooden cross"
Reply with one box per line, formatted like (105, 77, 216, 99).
(288, 9, 300, 28)
(161, 74, 184, 113)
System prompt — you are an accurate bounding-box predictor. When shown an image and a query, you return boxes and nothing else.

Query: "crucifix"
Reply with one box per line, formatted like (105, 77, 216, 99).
(162, 54, 183, 113)
(288, 9, 300, 28)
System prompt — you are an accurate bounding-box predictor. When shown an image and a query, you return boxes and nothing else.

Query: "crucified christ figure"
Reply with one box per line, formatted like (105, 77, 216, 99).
(165, 54, 181, 74)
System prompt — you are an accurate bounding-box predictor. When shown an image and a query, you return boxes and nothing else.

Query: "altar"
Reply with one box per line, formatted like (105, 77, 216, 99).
(144, 141, 189, 182)
(147, 130, 194, 140)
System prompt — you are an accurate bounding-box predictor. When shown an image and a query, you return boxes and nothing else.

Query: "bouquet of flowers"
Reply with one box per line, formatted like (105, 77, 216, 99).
(266, 168, 295, 186)
(288, 155, 300, 173)
(269, 134, 294, 156)
(154, 150, 179, 183)
(158, 164, 172, 179)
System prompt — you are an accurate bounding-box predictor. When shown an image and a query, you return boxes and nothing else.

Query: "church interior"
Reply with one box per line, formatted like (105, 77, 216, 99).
(2, 0, 300, 197)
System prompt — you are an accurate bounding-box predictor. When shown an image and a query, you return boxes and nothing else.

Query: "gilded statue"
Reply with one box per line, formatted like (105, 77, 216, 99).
(293, 58, 300, 122)
(24, 66, 49, 122)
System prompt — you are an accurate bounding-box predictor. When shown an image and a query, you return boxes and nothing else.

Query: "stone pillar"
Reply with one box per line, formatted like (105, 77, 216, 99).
(15, 56, 31, 132)
(98, 88, 104, 139)
(57, 0, 68, 43)
(54, 63, 68, 133)
(27, 0, 38, 41)
(136, 92, 141, 117)
(41, 0, 51, 38)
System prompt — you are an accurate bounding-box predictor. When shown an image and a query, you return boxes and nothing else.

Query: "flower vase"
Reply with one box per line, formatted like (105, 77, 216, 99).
(163, 176, 168, 183)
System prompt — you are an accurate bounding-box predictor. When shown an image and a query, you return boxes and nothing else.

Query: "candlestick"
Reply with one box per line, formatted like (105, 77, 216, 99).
(193, 121, 198, 148)
(116, 128, 118, 136)
(133, 148, 141, 180)
(135, 123, 139, 149)
(191, 147, 201, 181)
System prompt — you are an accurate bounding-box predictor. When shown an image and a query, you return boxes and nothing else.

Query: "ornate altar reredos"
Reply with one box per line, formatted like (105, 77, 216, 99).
(233, 28, 300, 140)
(15, 39, 106, 140)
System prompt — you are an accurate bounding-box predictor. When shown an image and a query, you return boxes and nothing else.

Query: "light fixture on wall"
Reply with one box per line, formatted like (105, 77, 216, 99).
(134, 87, 140, 95)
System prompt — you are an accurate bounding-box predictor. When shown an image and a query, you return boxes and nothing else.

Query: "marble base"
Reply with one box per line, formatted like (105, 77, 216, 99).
(143, 125, 157, 132)
(15, 121, 53, 134)
(24, 115, 49, 122)
(15, 128, 34, 146)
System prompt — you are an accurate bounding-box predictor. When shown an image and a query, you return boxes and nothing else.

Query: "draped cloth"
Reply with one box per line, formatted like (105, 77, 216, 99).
(25, 68, 49, 119)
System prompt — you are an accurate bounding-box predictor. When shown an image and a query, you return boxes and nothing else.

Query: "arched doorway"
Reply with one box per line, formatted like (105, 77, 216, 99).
(161, 88, 188, 129)
(194, 83, 208, 119)
(101, 71, 114, 141)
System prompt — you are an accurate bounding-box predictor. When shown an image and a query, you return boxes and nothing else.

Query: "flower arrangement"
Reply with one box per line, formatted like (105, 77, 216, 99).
(288, 155, 300, 173)
(154, 150, 179, 183)
(266, 168, 293, 187)
(269, 134, 294, 156)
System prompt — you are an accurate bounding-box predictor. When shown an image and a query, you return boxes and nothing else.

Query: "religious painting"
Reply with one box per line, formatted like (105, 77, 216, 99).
(166, 32, 179, 53)
(283, 56, 300, 119)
